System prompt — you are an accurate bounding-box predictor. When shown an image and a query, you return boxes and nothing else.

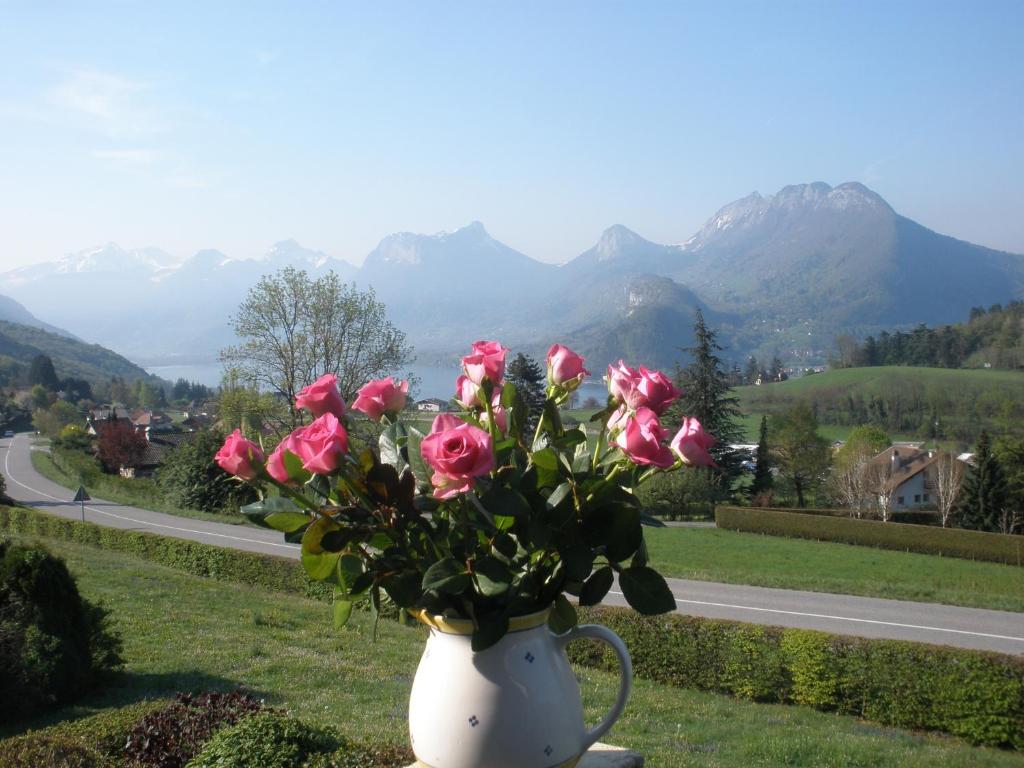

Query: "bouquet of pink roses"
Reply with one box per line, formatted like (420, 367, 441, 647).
(216, 341, 714, 649)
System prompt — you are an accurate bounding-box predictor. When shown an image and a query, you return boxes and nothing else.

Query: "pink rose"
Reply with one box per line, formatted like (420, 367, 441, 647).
(607, 361, 641, 405)
(606, 361, 679, 414)
(352, 377, 408, 421)
(295, 373, 346, 419)
(671, 417, 716, 467)
(267, 433, 304, 485)
(421, 414, 494, 499)
(613, 407, 675, 468)
(547, 344, 590, 390)
(214, 429, 264, 480)
(455, 375, 483, 410)
(606, 405, 629, 434)
(293, 412, 350, 474)
(461, 340, 509, 386)
(634, 367, 680, 415)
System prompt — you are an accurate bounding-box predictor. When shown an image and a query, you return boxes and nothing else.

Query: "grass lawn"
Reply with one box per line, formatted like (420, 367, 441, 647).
(645, 526, 1024, 613)
(31, 448, 246, 526)
(3, 537, 1022, 767)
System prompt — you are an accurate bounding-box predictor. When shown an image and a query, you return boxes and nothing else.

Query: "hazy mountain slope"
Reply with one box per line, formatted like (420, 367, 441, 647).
(0, 294, 75, 338)
(0, 320, 159, 385)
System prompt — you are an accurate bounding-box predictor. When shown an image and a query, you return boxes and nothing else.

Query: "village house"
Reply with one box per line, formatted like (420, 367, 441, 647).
(416, 397, 450, 413)
(865, 444, 967, 512)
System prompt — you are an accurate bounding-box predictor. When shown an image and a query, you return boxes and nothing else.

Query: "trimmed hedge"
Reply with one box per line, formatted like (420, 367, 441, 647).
(574, 606, 1024, 749)
(716, 506, 1024, 566)
(0, 506, 332, 602)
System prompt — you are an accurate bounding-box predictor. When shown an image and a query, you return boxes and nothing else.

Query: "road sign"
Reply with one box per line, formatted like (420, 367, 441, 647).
(73, 485, 90, 521)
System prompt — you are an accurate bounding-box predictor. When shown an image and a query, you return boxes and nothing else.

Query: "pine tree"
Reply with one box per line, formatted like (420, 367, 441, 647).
(672, 310, 745, 481)
(28, 355, 59, 390)
(750, 414, 773, 497)
(505, 353, 546, 432)
(957, 431, 1010, 532)
(743, 356, 759, 385)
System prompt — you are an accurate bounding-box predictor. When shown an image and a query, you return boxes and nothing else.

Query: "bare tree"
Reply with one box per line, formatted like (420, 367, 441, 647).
(220, 267, 413, 431)
(935, 453, 965, 528)
(828, 449, 873, 518)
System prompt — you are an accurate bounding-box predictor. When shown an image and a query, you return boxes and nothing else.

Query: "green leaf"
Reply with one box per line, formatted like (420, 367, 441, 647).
(640, 513, 667, 528)
(555, 429, 587, 450)
(301, 516, 346, 582)
(546, 481, 572, 510)
(379, 422, 407, 469)
(619, 566, 676, 615)
(532, 447, 558, 471)
(471, 614, 509, 652)
(283, 449, 311, 483)
(560, 543, 595, 582)
(383, 571, 422, 607)
(405, 427, 431, 486)
(242, 497, 306, 530)
(473, 556, 511, 597)
(579, 566, 614, 607)
(422, 557, 471, 595)
(548, 594, 578, 634)
(333, 599, 353, 629)
(479, 485, 531, 518)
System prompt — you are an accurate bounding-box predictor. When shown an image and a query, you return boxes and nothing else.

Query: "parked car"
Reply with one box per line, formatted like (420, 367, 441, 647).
(3, 430, 14, 438)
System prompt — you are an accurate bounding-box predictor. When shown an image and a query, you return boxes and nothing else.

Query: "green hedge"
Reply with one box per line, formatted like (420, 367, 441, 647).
(574, 606, 1024, 749)
(716, 506, 1024, 566)
(0, 506, 332, 602)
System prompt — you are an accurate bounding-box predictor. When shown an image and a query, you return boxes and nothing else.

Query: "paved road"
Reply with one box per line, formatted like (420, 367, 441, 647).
(3, 433, 1023, 655)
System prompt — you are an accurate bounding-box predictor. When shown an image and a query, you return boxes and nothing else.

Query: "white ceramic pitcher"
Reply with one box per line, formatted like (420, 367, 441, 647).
(408, 609, 632, 768)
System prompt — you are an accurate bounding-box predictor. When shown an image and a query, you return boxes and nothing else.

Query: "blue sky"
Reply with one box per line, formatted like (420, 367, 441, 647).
(1, 1, 1022, 269)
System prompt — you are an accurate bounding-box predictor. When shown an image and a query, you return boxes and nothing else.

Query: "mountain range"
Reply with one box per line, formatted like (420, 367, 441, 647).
(2, 181, 1022, 379)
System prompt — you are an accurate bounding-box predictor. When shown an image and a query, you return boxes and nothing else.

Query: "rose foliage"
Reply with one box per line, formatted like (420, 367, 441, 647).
(218, 342, 714, 650)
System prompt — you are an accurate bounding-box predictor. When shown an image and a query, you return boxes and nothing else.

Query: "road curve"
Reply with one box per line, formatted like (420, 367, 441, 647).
(3, 433, 1023, 655)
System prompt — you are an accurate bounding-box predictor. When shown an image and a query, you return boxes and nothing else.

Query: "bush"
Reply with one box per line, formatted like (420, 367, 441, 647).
(636, 468, 718, 520)
(157, 429, 256, 514)
(0, 507, 333, 603)
(0, 539, 122, 721)
(185, 712, 340, 768)
(573, 606, 1024, 748)
(47, 699, 170, 760)
(0, 733, 113, 768)
(716, 506, 1024, 566)
(124, 691, 270, 768)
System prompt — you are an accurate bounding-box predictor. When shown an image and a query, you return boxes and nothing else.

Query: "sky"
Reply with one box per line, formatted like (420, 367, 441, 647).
(0, 1, 1022, 270)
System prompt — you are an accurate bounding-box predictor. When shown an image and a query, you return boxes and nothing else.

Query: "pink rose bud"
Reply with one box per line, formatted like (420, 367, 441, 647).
(479, 403, 507, 433)
(671, 417, 716, 467)
(295, 373, 346, 419)
(613, 407, 675, 468)
(607, 361, 640, 405)
(293, 412, 350, 474)
(352, 377, 408, 422)
(214, 429, 264, 480)
(547, 343, 590, 390)
(455, 375, 483, 410)
(267, 433, 304, 485)
(461, 340, 509, 386)
(421, 414, 495, 499)
(635, 366, 681, 415)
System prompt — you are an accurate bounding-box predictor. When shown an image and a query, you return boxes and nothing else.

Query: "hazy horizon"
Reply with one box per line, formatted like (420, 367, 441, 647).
(1, 1, 1023, 270)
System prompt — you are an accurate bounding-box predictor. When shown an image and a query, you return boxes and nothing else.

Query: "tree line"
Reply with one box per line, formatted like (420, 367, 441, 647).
(833, 301, 1024, 370)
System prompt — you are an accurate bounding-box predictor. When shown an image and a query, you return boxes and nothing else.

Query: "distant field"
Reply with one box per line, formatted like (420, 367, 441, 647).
(644, 526, 1024, 612)
(734, 366, 1024, 444)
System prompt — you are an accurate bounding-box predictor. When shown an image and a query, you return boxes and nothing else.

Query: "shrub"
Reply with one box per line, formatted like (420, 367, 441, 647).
(0, 733, 113, 768)
(716, 506, 1024, 565)
(636, 468, 718, 520)
(0, 539, 122, 721)
(185, 712, 340, 768)
(573, 606, 1024, 748)
(305, 743, 414, 768)
(124, 691, 270, 768)
(157, 429, 256, 514)
(47, 699, 170, 760)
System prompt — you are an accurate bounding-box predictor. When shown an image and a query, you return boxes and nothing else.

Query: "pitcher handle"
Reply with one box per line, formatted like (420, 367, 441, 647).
(556, 623, 633, 754)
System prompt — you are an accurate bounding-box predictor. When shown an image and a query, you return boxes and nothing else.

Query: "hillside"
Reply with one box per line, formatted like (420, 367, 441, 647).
(737, 366, 1024, 444)
(0, 320, 161, 387)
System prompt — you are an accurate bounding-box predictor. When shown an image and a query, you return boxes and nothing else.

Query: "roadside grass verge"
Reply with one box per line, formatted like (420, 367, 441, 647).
(30, 448, 246, 526)
(1, 536, 1021, 768)
(644, 526, 1024, 613)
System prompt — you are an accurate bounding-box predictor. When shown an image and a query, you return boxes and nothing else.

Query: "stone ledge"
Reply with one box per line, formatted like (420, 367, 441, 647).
(405, 743, 643, 767)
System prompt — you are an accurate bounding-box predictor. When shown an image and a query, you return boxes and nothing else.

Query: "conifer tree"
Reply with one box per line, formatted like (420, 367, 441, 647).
(28, 354, 59, 390)
(957, 431, 1010, 532)
(750, 414, 773, 497)
(505, 353, 546, 431)
(672, 310, 744, 481)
